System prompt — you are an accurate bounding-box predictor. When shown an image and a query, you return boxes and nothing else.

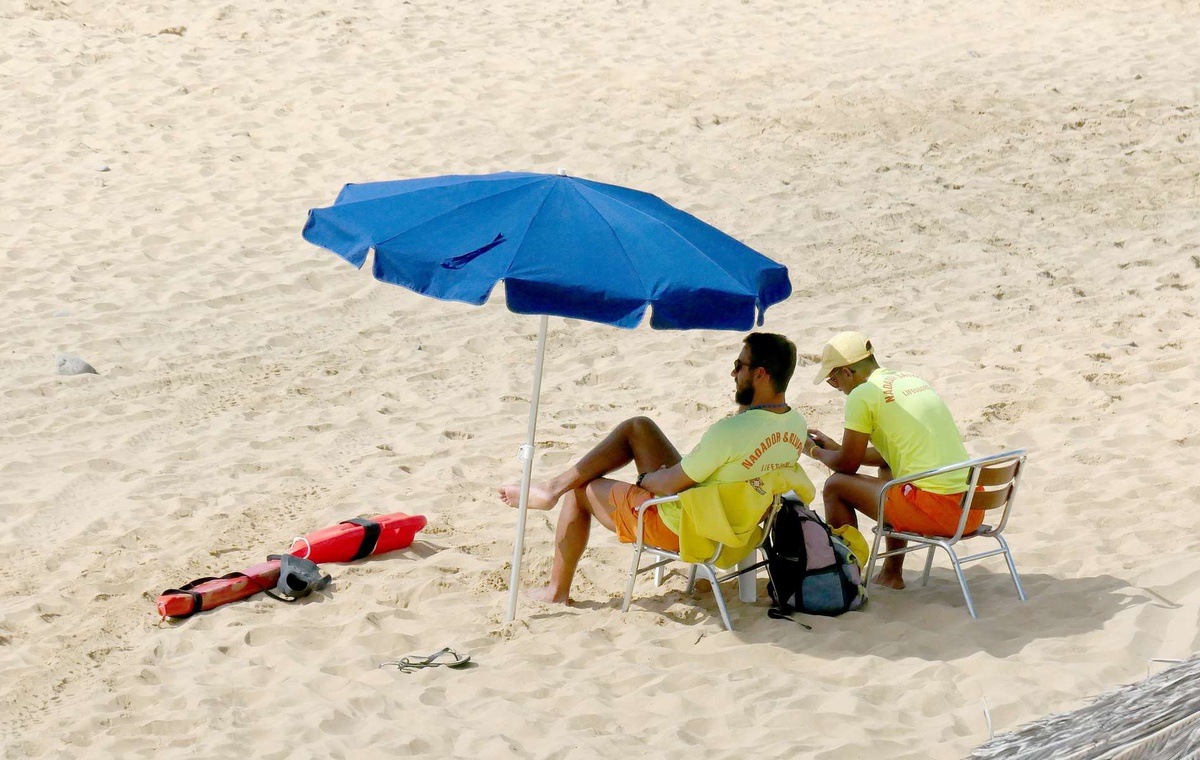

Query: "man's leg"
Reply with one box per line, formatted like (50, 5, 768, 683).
(529, 478, 621, 604)
(499, 416, 681, 510)
(822, 471, 908, 589)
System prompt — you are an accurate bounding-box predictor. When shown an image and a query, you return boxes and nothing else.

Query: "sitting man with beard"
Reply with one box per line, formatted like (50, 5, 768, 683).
(499, 332, 810, 605)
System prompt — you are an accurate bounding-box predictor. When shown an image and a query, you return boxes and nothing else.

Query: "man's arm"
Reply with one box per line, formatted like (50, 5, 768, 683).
(639, 463, 697, 496)
(806, 429, 886, 474)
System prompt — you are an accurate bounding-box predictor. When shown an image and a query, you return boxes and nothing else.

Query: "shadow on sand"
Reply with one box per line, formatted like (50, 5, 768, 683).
(614, 565, 1150, 660)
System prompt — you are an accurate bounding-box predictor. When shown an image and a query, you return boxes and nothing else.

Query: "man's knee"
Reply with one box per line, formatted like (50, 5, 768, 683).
(621, 415, 659, 436)
(822, 474, 849, 502)
(581, 482, 618, 531)
(619, 416, 670, 447)
(582, 480, 606, 508)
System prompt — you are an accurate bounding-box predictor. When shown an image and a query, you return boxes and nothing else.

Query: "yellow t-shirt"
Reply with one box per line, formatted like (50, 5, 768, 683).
(844, 368, 969, 494)
(657, 408, 809, 533)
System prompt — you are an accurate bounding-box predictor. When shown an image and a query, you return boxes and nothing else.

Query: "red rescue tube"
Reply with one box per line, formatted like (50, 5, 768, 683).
(288, 512, 427, 564)
(155, 512, 426, 619)
(156, 559, 280, 619)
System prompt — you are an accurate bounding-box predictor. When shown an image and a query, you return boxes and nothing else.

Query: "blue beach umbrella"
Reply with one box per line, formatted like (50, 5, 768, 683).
(303, 171, 791, 622)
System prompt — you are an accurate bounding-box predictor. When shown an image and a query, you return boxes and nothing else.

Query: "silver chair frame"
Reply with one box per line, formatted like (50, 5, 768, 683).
(620, 492, 783, 631)
(865, 450, 1029, 619)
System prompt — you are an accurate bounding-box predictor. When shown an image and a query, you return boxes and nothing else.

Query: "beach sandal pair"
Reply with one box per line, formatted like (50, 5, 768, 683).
(380, 647, 471, 673)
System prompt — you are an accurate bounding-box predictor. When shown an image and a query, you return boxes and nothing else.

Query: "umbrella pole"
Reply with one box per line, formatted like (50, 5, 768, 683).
(505, 314, 550, 623)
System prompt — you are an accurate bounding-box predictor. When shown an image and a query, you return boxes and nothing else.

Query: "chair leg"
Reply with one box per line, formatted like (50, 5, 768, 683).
(920, 546, 936, 587)
(737, 554, 758, 603)
(684, 564, 698, 594)
(865, 525, 886, 588)
(995, 534, 1028, 602)
(695, 564, 734, 631)
(622, 545, 644, 613)
(940, 543, 978, 619)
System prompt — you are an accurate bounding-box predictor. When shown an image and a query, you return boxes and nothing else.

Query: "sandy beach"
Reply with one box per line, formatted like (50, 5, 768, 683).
(2, 0, 1199, 757)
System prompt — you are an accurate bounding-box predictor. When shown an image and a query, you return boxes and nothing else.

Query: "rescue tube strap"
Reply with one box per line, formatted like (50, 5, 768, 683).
(341, 517, 381, 561)
(160, 588, 204, 618)
(162, 571, 260, 619)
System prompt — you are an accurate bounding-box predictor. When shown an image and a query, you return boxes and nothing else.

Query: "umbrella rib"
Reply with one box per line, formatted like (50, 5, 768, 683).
(562, 184, 651, 296)
(497, 180, 561, 280)
(366, 178, 549, 252)
(574, 182, 757, 291)
(554, 183, 648, 296)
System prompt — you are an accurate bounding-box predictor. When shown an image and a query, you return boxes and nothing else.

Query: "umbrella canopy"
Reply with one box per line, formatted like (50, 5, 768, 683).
(302, 171, 792, 622)
(303, 171, 790, 330)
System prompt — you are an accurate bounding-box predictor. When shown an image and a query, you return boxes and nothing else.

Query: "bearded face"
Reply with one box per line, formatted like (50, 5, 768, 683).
(735, 373, 755, 406)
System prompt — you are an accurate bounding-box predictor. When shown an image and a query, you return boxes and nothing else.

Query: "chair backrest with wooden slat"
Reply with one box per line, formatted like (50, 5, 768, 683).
(964, 457, 1023, 511)
(868, 448, 1030, 617)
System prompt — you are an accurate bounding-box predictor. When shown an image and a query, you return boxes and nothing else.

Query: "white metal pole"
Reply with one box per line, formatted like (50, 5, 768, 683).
(505, 314, 550, 623)
(737, 556, 757, 603)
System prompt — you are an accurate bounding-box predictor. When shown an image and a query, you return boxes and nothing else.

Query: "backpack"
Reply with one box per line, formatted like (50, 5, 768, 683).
(765, 496, 867, 617)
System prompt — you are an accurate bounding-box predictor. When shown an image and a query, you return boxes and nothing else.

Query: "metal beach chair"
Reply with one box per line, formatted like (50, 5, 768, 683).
(620, 486, 784, 631)
(865, 450, 1029, 618)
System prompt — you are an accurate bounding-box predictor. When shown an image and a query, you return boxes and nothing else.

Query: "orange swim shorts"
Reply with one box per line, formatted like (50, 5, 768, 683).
(610, 482, 681, 551)
(884, 482, 984, 537)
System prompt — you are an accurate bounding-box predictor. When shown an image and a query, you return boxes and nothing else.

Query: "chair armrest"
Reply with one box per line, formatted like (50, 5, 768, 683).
(877, 449, 1027, 494)
(874, 449, 1027, 541)
(629, 494, 681, 549)
(636, 494, 681, 511)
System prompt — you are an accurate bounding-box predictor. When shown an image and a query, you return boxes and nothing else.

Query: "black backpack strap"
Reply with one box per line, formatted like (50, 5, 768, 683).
(340, 517, 381, 560)
(767, 606, 813, 629)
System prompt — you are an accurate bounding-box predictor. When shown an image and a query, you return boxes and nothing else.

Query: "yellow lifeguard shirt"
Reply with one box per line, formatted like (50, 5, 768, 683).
(844, 368, 969, 494)
(658, 408, 811, 534)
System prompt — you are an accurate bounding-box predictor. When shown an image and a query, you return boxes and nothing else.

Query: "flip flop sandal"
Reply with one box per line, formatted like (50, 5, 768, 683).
(380, 647, 472, 673)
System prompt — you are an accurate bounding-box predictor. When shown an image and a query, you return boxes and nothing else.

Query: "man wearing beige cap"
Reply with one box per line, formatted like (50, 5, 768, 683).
(803, 331, 975, 589)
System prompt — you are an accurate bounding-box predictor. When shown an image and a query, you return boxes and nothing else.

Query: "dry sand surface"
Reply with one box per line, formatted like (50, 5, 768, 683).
(2, 0, 1199, 757)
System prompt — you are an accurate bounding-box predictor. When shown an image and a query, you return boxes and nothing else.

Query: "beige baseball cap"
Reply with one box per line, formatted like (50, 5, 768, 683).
(812, 331, 873, 384)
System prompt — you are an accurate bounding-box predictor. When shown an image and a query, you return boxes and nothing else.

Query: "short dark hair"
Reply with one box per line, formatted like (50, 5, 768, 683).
(743, 332, 797, 393)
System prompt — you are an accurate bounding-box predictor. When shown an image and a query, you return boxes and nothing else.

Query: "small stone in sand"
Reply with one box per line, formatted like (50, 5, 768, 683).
(56, 354, 98, 376)
(94, 164, 110, 172)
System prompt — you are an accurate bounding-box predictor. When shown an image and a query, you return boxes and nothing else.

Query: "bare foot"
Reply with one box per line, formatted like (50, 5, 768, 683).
(499, 482, 559, 510)
(873, 571, 906, 590)
(527, 586, 572, 605)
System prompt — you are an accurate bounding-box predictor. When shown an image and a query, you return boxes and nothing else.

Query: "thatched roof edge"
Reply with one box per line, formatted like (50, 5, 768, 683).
(968, 655, 1200, 760)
